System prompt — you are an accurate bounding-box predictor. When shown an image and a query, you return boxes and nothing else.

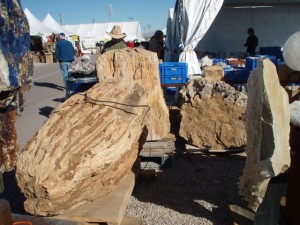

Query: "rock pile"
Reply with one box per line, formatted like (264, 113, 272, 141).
(179, 78, 247, 150)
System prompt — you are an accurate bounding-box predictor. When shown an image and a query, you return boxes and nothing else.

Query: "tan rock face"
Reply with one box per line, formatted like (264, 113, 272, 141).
(16, 48, 170, 216)
(179, 78, 247, 150)
(238, 59, 290, 212)
(203, 65, 224, 81)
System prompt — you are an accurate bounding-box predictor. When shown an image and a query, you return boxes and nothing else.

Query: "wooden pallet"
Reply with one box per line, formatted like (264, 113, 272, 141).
(139, 134, 175, 170)
(185, 144, 246, 154)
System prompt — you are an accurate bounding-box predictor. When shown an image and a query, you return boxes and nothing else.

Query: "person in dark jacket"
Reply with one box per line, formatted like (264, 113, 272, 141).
(149, 30, 165, 60)
(244, 28, 258, 56)
(55, 33, 76, 86)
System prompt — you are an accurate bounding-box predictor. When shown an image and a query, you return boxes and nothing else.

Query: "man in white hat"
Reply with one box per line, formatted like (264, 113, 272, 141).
(102, 25, 127, 53)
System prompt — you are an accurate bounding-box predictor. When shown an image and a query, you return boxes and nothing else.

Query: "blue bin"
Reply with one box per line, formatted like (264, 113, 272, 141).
(159, 62, 188, 84)
(212, 58, 226, 65)
(260, 47, 283, 60)
(224, 68, 250, 84)
(66, 76, 97, 97)
(246, 55, 277, 70)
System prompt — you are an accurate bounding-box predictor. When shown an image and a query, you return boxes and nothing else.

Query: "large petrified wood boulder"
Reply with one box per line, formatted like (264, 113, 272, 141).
(0, 0, 33, 173)
(239, 59, 290, 212)
(179, 78, 247, 150)
(16, 48, 170, 216)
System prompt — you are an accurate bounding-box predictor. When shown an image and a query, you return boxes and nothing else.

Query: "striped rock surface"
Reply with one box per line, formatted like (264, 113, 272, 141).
(16, 48, 170, 216)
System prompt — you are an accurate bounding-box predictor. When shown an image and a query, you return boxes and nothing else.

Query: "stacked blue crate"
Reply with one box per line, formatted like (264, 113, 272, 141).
(260, 46, 283, 61)
(246, 55, 277, 70)
(159, 62, 188, 84)
(223, 67, 251, 84)
(212, 58, 226, 65)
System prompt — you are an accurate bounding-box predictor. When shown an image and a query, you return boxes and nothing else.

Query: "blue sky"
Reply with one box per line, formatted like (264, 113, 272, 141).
(20, 0, 175, 33)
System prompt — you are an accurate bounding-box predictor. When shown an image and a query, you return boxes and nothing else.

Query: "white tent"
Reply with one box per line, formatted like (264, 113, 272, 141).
(42, 13, 72, 36)
(165, 0, 224, 75)
(62, 21, 143, 43)
(196, 5, 300, 57)
(24, 8, 55, 36)
(81, 31, 99, 49)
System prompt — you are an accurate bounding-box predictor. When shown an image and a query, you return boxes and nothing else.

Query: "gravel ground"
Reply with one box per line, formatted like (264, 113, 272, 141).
(125, 107, 249, 225)
(125, 151, 248, 225)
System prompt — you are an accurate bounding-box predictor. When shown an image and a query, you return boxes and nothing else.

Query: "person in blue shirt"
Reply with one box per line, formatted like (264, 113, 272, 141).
(55, 33, 76, 87)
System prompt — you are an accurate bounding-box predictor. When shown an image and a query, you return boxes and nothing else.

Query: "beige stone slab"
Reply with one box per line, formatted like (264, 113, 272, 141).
(121, 217, 144, 225)
(56, 171, 135, 225)
(228, 204, 255, 225)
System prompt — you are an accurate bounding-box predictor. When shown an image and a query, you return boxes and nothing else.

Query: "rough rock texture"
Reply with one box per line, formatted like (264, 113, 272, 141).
(179, 78, 247, 150)
(0, 0, 33, 173)
(0, 109, 18, 172)
(16, 48, 170, 216)
(203, 65, 224, 81)
(239, 59, 290, 212)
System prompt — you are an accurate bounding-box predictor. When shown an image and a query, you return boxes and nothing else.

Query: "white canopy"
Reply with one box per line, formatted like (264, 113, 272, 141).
(42, 13, 72, 36)
(165, 0, 224, 75)
(24, 8, 143, 45)
(196, 6, 300, 57)
(63, 21, 143, 43)
(24, 8, 54, 36)
(81, 31, 99, 48)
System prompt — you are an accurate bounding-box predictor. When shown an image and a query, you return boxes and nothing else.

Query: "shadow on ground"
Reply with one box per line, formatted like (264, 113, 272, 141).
(133, 153, 248, 224)
(34, 81, 64, 91)
(0, 170, 27, 214)
(130, 106, 249, 224)
(39, 106, 55, 117)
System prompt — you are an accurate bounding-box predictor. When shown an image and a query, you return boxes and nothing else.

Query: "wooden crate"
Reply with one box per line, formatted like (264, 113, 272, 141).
(44, 53, 53, 63)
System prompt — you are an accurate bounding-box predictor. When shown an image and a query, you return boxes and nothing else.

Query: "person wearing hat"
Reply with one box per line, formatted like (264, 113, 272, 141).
(244, 28, 258, 56)
(102, 25, 127, 53)
(55, 33, 76, 87)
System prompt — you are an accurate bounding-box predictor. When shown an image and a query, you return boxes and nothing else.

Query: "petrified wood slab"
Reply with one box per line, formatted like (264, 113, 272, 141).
(239, 59, 290, 212)
(16, 48, 170, 216)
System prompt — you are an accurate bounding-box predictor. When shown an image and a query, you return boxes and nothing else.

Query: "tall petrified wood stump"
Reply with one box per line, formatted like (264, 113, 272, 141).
(16, 48, 170, 216)
(239, 59, 290, 212)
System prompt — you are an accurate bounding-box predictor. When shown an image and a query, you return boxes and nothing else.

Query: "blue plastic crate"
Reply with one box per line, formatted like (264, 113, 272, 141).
(224, 68, 250, 84)
(66, 76, 97, 97)
(159, 62, 188, 84)
(260, 46, 283, 60)
(212, 58, 226, 65)
(246, 55, 277, 70)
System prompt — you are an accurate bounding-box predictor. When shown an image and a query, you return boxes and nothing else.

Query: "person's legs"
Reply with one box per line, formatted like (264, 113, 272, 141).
(59, 62, 72, 87)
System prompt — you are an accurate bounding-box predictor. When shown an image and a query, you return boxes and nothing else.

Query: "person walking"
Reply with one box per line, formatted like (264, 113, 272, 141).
(55, 33, 76, 87)
(244, 28, 258, 57)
